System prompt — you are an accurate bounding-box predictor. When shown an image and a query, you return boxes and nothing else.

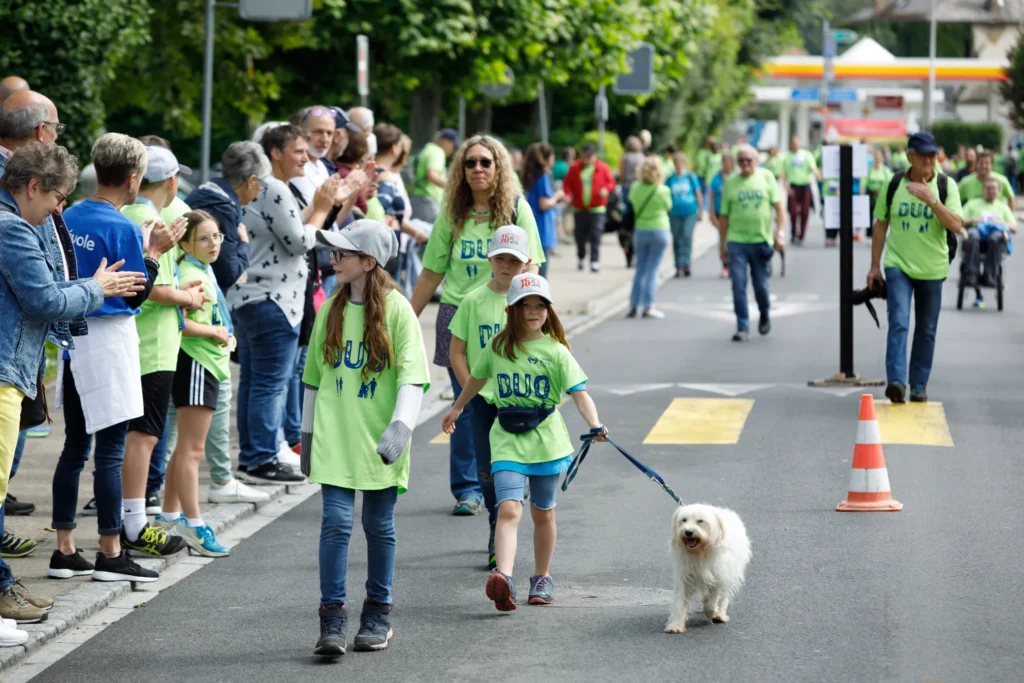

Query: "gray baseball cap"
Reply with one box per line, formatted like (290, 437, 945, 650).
(316, 219, 399, 267)
(487, 225, 530, 262)
(507, 273, 553, 307)
(143, 146, 191, 183)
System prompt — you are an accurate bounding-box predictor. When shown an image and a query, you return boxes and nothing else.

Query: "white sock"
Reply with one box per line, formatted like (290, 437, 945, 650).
(123, 498, 147, 541)
(186, 517, 204, 528)
(160, 510, 182, 521)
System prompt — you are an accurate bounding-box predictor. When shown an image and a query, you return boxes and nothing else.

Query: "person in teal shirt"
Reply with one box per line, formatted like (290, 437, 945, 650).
(666, 152, 703, 278)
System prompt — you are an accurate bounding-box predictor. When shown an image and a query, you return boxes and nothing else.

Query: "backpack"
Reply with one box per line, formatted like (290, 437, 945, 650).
(884, 170, 956, 263)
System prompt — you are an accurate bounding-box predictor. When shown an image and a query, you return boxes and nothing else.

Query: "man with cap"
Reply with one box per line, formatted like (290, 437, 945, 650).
(867, 132, 963, 404)
(409, 128, 459, 224)
(562, 143, 616, 272)
(117, 144, 204, 556)
(322, 107, 363, 176)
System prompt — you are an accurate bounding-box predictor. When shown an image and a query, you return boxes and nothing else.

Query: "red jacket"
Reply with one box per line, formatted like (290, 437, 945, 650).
(563, 160, 616, 211)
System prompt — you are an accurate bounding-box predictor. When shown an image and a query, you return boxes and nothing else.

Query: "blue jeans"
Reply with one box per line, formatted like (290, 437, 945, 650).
(727, 241, 773, 331)
(469, 397, 498, 524)
(447, 368, 482, 502)
(538, 246, 553, 279)
(283, 346, 308, 447)
(630, 229, 670, 309)
(234, 300, 299, 470)
(52, 361, 128, 536)
(884, 267, 943, 390)
(319, 485, 398, 606)
(669, 214, 698, 269)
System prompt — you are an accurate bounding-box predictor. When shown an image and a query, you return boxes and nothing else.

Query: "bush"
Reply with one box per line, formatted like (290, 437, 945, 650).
(931, 121, 1004, 154)
(581, 130, 624, 171)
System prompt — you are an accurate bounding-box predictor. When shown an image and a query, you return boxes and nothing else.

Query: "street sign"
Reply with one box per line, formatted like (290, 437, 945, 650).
(822, 144, 868, 178)
(480, 67, 515, 99)
(356, 35, 369, 99)
(873, 95, 904, 109)
(613, 43, 655, 95)
(827, 89, 858, 104)
(792, 88, 821, 102)
(239, 0, 312, 21)
(832, 29, 858, 44)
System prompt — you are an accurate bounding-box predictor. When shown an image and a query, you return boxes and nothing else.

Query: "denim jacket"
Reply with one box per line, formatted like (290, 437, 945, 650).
(0, 189, 104, 398)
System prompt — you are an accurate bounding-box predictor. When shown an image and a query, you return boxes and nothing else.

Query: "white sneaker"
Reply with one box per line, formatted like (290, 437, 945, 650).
(277, 440, 301, 468)
(643, 308, 665, 319)
(0, 623, 28, 647)
(1, 618, 15, 629)
(209, 479, 271, 504)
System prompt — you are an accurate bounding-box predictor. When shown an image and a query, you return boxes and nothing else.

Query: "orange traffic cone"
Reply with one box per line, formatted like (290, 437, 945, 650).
(837, 394, 903, 512)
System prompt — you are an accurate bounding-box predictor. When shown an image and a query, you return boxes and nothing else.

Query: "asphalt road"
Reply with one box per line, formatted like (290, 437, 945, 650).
(28, 220, 1024, 683)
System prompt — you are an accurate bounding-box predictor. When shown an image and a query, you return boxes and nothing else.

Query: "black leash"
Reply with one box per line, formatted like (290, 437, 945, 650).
(562, 428, 682, 505)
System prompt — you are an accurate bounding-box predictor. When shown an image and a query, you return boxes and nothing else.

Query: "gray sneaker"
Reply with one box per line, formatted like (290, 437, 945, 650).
(528, 575, 555, 605)
(315, 604, 347, 657)
(353, 601, 393, 652)
(909, 386, 928, 403)
(731, 330, 750, 342)
(452, 497, 482, 516)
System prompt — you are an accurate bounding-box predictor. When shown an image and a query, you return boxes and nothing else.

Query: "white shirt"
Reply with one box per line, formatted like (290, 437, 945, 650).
(289, 158, 330, 207)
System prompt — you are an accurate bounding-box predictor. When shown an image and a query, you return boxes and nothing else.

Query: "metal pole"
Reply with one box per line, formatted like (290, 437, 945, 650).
(926, 0, 937, 128)
(458, 96, 466, 143)
(200, 0, 215, 183)
(597, 85, 607, 159)
(537, 80, 549, 144)
(839, 144, 854, 377)
(821, 19, 831, 112)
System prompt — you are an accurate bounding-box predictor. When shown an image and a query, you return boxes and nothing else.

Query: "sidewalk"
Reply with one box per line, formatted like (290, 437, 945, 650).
(0, 218, 717, 669)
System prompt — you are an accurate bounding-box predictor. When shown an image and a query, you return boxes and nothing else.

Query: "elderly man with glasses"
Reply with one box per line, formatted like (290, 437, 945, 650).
(718, 144, 786, 342)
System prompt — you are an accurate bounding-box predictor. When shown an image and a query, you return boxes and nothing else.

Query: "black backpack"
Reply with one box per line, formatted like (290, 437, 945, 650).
(884, 170, 956, 263)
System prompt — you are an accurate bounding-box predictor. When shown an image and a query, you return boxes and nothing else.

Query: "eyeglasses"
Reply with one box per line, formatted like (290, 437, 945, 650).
(41, 121, 66, 135)
(331, 249, 362, 261)
(53, 188, 68, 204)
(464, 157, 494, 170)
(195, 233, 225, 247)
(737, 157, 756, 164)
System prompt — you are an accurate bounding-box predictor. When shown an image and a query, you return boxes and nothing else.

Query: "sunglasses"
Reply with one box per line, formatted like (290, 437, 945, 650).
(464, 157, 493, 170)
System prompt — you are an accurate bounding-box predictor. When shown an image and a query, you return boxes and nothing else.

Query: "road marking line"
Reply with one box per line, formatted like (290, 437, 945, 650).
(677, 383, 773, 397)
(874, 401, 954, 447)
(643, 398, 755, 445)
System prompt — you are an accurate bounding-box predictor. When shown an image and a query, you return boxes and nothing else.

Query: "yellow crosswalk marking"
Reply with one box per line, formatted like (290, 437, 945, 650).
(874, 401, 954, 447)
(643, 398, 754, 445)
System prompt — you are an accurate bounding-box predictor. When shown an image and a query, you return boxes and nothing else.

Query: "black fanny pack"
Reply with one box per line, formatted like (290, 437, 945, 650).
(497, 406, 555, 434)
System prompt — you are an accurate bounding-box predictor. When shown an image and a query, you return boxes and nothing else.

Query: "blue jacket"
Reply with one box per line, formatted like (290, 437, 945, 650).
(185, 178, 250, 292)
(0, 189, 104, 398)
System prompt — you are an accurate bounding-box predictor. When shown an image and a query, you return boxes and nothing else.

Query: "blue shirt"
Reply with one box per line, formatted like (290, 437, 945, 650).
(527, 173, 558, 249)
(667, 172, 700, 217)
(62, 199, 147, 318)
(710, 173, 727, 214)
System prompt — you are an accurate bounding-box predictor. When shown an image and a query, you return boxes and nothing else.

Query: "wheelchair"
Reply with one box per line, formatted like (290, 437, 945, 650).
(956, 231, 1006, 312)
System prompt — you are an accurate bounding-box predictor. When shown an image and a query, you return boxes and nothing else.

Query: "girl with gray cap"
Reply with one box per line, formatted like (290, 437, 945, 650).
(300, 219, 430, 656)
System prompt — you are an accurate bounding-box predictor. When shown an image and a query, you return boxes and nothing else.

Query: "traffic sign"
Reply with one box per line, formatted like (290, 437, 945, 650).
(827, 89, 858, 104)
(832, 29, 858, 45)
(356, 35, 369, 98)
(480, 67, 515, 99)
(613, 43, 655, 96)
(239, 0, 312, 21)
(792, 88, 821, 102)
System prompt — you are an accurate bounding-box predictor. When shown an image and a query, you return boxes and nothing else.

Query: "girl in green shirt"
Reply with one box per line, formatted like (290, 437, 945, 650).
(442, 274, 607, 612)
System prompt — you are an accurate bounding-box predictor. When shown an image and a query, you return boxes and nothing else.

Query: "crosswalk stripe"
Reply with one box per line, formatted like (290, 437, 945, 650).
(642, 398, 755, 445)
(874, 401, 954, 447)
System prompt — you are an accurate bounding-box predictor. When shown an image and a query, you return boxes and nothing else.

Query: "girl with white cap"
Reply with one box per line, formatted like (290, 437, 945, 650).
(301, 219, 431, 656)
(442, 273, 607, 611)
(448, 225, 533, 570)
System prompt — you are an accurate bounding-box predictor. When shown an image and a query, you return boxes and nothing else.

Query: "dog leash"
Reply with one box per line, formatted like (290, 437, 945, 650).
(562, 428, 682, 505)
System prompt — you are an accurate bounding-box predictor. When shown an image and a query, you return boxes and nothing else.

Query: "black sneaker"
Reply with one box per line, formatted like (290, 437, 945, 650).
(240, 460, 306, 484)
(315, 604, 347, 657)
(353, 601, 393, 652)
(145, 493, 162, 515)
(885, 382, 907, 404)
(909, 386, 928, 403)
(758, 314, 771, 336)
(48, 549, 95, 579)
(92, 550, 159, 583)
(4, 495, 35, 516)
(81, 498, 98, 516)
(626, 307, 638, 319)
(121, 524, 187, 557)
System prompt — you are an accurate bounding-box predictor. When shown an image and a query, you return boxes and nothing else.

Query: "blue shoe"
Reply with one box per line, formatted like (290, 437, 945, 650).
(528, 575, 555, 605)
(178, 523, 229, 557)
(25, 424, 51, 438)
(973, 297, 985, 309)
(452, 497, 482, 516)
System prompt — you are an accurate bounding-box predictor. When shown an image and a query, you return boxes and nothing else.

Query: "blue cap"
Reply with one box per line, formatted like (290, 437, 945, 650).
(437, 128, 459, 144)
(908, 132, 938, 155)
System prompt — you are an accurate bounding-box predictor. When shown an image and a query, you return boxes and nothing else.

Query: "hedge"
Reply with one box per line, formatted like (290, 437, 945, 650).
(930, 121, 1004, 153)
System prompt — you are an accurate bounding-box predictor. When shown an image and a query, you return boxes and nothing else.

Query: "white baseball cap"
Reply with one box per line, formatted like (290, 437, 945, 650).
(488, 225, 530, 262)
(143, 146, 191, 183)
(507, 273, 553, 307)
(316, 219, 399, 267)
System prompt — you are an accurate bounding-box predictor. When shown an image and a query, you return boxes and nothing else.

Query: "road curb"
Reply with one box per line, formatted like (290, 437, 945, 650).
(0, 482, 302, 672)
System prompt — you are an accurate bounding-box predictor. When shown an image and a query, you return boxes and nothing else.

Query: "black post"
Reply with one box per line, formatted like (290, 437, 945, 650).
(839, 144, 854, 377)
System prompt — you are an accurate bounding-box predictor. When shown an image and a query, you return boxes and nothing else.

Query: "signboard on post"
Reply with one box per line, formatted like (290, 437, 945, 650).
(832, 28, 858, 44)
(613, 43, 655, 96)
(480, 67, 515, 99)
(873, 95, 904, 110)
(356, 35, 369, 105)
(239, 0, 312, 21)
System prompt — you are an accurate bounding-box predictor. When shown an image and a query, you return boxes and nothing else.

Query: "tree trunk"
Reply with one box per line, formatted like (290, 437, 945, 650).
(409, 86, 443, 150)
(465, 100, 493, 138)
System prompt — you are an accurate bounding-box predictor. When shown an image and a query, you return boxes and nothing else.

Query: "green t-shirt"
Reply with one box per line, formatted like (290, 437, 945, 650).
(865, 165, 894, 193)
(704, 153, 723, 185)
(627, 182, 672, 230)
(470, 334, 587, 468)
(720, 168, 782, 244)
(580, 164, 605, 214)
(694, 148, 711, 178)
(122, 202, 182, 375)
(365, 196, 386, 222)
(782, 149, 817, 186)
(448, 284, 507, 403)
(178, 259, 230, 381)
(957, 172, 1014, 206)
(764, 154, 785, 179)
(162, 197, 191, 223)
(873, 173, 963, 281)
(302, 289, 431, 493)
(422, 196, 544, 306)
(891, 151, 909, 172)
(962, 197, 1016, 228)
(412, 141, 446, 204)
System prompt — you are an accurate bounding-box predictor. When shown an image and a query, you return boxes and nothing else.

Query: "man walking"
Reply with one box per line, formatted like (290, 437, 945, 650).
(780, 135, 818, 245)
(867, 132, 963, 403)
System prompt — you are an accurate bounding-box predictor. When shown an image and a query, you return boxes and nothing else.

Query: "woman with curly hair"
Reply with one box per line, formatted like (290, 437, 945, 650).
(411, 134, 545, 518)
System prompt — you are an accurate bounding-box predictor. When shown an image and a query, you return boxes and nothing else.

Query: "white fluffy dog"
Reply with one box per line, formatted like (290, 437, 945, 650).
(665, 503, 752, 634)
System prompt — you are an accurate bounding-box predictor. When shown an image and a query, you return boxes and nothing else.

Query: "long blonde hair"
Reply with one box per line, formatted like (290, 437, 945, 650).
(321, 266, 396, 382)
(443, 135, 519, 240)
